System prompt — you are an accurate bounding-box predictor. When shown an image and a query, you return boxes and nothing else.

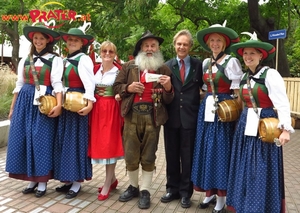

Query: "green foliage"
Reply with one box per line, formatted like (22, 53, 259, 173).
(0, 69, 15, 120)
(0, 0, 299, 75)
(0, 93, 13, 120)
(287, 19, 300, 76)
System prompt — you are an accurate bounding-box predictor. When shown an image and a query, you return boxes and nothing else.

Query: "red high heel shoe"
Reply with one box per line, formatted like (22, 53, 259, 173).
(98, 179, 118, 193)
(98, 189, 111, 201)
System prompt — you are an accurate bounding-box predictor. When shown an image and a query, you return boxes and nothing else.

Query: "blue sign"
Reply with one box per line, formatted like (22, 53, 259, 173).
(269, 29, 286, 40)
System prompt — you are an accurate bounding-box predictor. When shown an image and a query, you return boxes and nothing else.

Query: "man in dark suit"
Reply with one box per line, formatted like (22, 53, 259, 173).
(161, 29, 204, 208)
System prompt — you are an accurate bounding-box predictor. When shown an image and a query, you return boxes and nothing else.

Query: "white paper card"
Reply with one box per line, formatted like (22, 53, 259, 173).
(145, 73, 162, 83)
(204, 95, 216, 122)
(244, 108, 261, 136)
(33, 85, 46, 105)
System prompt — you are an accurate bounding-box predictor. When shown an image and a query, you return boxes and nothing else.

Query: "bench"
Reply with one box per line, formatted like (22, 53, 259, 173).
(284, 77, 300, 119)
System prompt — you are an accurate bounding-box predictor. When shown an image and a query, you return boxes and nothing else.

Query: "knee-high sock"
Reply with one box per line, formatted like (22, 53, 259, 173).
(140, 170, 153, 191)
(128, 169, 139, 188)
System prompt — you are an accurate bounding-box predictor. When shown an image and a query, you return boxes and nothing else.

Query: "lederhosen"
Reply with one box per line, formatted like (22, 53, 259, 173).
(123, 71, 161, 172)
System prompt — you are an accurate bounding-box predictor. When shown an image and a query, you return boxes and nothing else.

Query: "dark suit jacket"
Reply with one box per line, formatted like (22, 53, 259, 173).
(164, 57, 203, 129)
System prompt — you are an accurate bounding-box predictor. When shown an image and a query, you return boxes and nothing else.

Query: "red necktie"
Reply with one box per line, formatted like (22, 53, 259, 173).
(180, 59, 185, 83)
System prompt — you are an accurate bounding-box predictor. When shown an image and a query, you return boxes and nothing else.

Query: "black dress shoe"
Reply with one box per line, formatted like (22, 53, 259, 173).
(56, 184, 72, 192)
(138, 190, 150, 209)
(22, 183, 38, 194)
(160, 192, 180, 203)
(181, 197, 191, 208)
(35, 190, 46, 198)
(119, 185, 139, 202)
(65, 187, 81, 199)
(199, 195, 217, 209)
(212, 205, 226, 213)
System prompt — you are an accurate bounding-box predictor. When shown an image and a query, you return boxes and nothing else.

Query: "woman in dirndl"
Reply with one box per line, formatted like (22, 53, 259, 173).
(5, 25, 63, 198)
(53, 28, 95, 199)
(191, 21, 243, 213)
(88, 40, 124, 201)
(226, 32, 294, 213)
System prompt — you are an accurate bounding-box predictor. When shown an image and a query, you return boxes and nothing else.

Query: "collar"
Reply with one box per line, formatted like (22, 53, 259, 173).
(176, 55, 190, 65)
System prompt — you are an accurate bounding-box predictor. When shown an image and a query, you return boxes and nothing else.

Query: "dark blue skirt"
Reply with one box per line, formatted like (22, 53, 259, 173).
(226, 107, 285, 213)
(6, 84, 57, 181)
(53, 88, 92, 182)
(191, 93, 236, 192)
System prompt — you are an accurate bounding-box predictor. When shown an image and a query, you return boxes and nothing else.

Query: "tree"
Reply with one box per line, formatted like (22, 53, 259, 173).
(0, 0, 26, 71)
(0, 0, 298, 77)
(245, 0, 290, 76)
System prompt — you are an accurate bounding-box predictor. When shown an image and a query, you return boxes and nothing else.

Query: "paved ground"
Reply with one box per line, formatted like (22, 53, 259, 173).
(0, 128, 299, 213)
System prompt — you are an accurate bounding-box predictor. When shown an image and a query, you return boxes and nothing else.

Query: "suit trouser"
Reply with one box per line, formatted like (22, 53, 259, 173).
(163, 125, 195, 198)
(123, 110, 160, 172)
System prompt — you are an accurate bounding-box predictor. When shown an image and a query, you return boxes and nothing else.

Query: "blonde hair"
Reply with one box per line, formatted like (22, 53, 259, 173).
(99, 40, 117, 54)
(206, 33, 226, 52)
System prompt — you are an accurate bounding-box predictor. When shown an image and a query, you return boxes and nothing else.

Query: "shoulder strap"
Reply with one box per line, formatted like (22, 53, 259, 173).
(203, 56, 232, 73)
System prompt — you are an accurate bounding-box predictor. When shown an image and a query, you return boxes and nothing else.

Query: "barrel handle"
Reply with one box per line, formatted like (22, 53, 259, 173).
(274, 138, 282, 147)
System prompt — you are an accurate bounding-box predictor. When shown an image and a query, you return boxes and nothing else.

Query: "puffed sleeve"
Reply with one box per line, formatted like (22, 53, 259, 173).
(78, 54, 96, 102)
(224, 57, 243, 90)
(50, 55, 64, 94)
(265, 68, 295, 133)
(12, 57, 26, 93)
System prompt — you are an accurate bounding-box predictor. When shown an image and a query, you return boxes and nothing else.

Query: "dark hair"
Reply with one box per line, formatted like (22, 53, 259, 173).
(29, 32, 59, 56)
(81, 46, 88, 54)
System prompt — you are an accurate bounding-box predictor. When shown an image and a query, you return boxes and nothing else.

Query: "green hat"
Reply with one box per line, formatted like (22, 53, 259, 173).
(230, 32, 276, 61)
(23, 25, 61, 45)
(133, 30, 164, 57)
(196, 20, 240, 53)
(60, 28, 94, 47)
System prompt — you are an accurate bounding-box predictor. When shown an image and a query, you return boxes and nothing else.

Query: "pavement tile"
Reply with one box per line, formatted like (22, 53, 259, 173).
(0, 128, 299, 212)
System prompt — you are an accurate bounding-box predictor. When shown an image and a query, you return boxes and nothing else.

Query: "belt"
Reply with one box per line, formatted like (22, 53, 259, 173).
(132, 102, 153, 115)
(95, 85, 114, 97)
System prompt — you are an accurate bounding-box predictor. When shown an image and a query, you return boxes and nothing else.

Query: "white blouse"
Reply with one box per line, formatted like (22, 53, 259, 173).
(94, 64, 119, 86)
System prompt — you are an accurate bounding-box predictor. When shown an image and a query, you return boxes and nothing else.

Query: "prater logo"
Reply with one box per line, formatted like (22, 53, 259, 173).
(1, 1, 91, 28)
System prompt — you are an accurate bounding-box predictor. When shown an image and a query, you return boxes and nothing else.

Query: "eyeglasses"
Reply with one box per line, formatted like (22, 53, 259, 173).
(101, 49, 115, 54)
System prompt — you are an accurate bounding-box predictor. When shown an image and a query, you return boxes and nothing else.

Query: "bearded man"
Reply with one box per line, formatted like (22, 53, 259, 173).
(113, 30, 174, 209)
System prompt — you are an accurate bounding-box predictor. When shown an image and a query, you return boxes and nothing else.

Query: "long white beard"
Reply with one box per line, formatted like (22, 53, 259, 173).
(135, 51, 164, 71)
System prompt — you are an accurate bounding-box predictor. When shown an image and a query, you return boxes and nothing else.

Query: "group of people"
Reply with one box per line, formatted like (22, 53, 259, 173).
(5, 20, 294, 213)
(5, 24, 124, 201)
(159, 22, 294, 213)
